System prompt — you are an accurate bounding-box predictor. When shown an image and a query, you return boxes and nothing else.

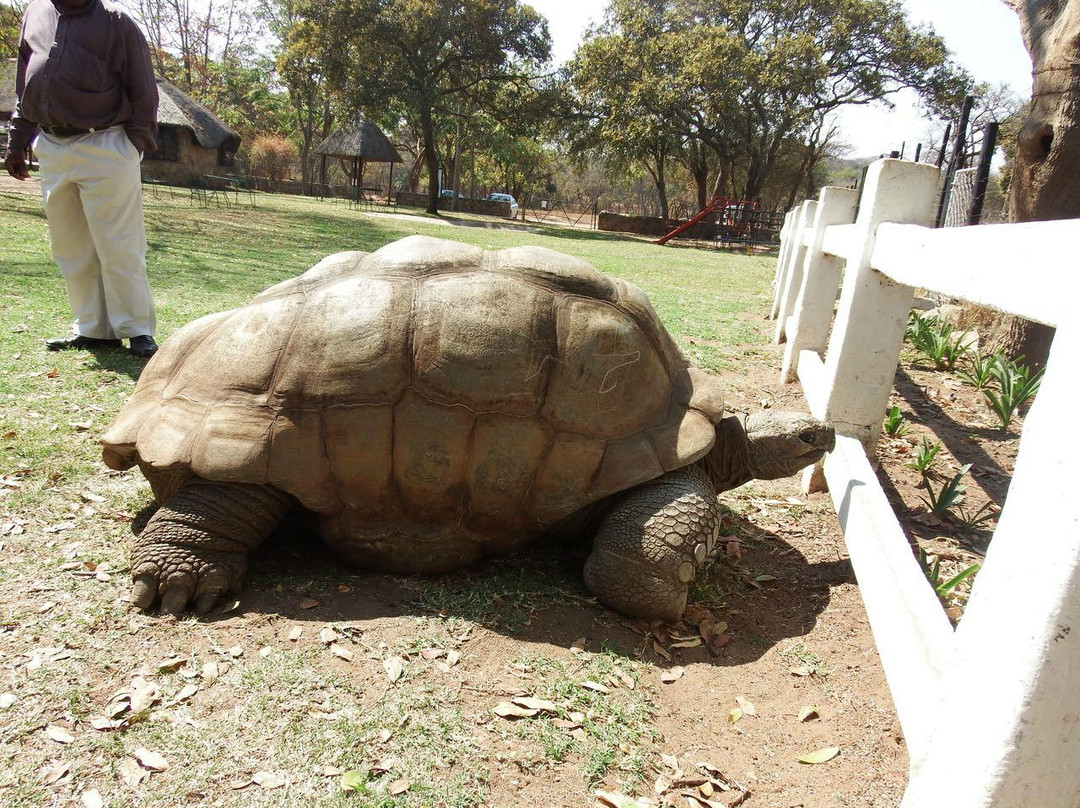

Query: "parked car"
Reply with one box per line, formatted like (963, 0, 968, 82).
(439, 189, 467, 199)
(487, 193, 519, 218)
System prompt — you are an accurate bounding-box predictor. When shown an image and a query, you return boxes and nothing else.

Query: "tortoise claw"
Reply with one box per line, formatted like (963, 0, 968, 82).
(130, 574, 159, 610)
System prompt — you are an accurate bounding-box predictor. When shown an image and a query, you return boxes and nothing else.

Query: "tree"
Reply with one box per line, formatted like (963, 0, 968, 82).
(1, 1, 25, 60)
(261, 0, 336, 194)
(295, 0, 551, 213)
(569, 0, 968, 211)
(985, 0, 1080, 367)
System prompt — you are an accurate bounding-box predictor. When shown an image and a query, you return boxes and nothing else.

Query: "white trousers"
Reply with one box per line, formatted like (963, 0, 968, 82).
(36, 128, 155, 340)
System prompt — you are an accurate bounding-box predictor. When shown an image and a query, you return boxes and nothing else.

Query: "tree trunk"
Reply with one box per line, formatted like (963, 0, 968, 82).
(990, 0, 1080, 367)
(421, 107, 440, 214)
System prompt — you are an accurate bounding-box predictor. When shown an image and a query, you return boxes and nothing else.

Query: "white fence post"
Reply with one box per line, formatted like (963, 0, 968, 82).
(772, 200, 815, 342)
(770, 210, 797, 319)
(780, 186, 859, 384)
(901, 324, 1080, 807)
(818, 159, 939, 453)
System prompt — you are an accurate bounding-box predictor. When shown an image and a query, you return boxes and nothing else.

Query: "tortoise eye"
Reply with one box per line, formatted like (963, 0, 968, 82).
(799, 431, 816, 444)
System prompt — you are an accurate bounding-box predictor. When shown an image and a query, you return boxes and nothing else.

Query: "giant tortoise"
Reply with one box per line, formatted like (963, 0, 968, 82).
(102, 236, 834, 620)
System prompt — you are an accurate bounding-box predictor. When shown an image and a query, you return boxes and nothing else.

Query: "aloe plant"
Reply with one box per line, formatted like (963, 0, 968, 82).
(905, 436, 941, 478)
(920, 463, 971, 517)
(883, 405, 909, 437)
(957, 351, 1003, 390)
(983, 356, 1044, 431)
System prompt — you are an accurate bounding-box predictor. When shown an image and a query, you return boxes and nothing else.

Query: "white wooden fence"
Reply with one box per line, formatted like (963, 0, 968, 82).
(771, 158, 1080, 807)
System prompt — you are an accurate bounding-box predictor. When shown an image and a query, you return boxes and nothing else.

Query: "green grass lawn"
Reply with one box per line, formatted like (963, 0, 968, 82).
(0, 186, 776, 506)
(0, 185, 780, 808)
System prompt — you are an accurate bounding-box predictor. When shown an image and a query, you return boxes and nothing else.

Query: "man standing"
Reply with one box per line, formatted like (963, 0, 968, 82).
(4, 0, 159, 358)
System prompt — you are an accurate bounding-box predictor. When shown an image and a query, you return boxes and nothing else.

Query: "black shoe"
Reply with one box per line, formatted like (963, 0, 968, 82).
(129, 335, 158, 358)
(45, 334, 123, 351)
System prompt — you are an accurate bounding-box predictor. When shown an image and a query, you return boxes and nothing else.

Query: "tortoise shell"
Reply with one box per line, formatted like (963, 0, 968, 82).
(102, 236, 725, 541)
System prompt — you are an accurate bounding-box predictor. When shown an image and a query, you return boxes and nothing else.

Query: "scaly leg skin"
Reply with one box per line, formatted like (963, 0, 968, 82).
(583, 465, 720, 621)
(130, 480, 294, 615)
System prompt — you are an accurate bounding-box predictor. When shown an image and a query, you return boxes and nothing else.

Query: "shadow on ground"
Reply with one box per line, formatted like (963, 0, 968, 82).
(130, 501, 845, 668)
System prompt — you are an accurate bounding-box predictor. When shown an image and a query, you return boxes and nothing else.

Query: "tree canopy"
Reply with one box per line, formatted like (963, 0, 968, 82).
(568, 0, 969, 209)
(290, 0, 551, 211)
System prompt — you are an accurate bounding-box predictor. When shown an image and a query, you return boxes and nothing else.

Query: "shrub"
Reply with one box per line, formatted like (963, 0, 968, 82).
(248, 135, 299, 184)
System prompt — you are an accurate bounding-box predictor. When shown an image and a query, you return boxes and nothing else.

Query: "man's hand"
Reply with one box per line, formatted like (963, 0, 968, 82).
(4, 151, 30, 180)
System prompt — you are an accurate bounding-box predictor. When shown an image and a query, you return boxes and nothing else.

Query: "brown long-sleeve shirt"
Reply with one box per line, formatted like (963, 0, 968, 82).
(8, 0, 158, 157)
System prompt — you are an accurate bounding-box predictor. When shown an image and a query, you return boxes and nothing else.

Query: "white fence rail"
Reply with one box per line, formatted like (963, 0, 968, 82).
(771, 159, 1080, 807)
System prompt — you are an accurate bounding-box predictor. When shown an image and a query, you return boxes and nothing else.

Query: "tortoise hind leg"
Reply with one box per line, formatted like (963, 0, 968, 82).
(130, 480, 294, 615)
(583, 466, 720, 621)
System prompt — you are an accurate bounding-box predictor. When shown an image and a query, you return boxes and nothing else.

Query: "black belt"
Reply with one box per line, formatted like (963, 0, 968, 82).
(40, 125, 97, 137)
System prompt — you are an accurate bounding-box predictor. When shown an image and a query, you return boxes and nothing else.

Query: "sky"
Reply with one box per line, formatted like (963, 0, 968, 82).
(526, 0, 1034, 158)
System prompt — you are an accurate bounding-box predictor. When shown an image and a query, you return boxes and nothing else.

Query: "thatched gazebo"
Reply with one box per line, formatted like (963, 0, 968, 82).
(315, 114, 403, 204)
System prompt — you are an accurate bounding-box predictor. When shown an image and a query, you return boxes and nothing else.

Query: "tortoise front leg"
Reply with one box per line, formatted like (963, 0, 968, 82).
(583, 466, 720, 621)
(130, 480, 294, 615)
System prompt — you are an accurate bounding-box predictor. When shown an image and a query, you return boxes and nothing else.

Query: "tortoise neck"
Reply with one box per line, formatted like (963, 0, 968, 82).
(701, 416, 752, 494)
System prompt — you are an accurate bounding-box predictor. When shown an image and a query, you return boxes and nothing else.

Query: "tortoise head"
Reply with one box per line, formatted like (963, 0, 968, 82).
(703, 411, 835, 492)
(743, 411, 835, 480)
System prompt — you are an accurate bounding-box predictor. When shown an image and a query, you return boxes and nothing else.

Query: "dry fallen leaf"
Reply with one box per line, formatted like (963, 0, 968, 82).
(570, 637, 587, 654)
(134, 748, 169, 772)
(580, 680, 610, 693)
(287, 627, 303, 642)
(594, 789, 654, 807)
(42, 761, 70, 785)
(0, 693, 14, 709)
(369, 757, 397, 774)
(329, 644, 354, 661)
(797, 705, 819, 723)
(81, 789, 104, 808)
(512, 697, 558, 713)
(652, 640, 673, 662)
(660, 667, 684, 684)
(728, 707, 743, 724)
(493, 701, 540, 719)
(252, 771, 286, 788)
(388, 778, 410, 795)
(46, 725, 74, 744)
(383, 656, 406, 682)
(788, 665, 812, 677)
(119, 757, 148, 787)
(735, 696, 756, 716)
(798, 746, 840, 764)
(318, 627, 340, 644)
(445, 649, 461, 667)
(297, 598, 320, 610)
(228, 646, 244, 658)
(201, 661, 221, 682)
(156, 656, 186, 673)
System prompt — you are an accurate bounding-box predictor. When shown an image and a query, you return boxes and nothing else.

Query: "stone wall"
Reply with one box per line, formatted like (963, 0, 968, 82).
(598, 211, 717, 240)
(141, 136, 221, 186)
(395, 191, 511, 218)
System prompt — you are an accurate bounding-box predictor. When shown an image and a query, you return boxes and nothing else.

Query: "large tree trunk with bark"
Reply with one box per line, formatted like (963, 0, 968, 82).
(990, 0, 1080, 367)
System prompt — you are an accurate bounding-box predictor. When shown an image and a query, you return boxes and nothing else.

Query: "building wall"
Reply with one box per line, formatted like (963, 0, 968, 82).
(395, 191, 511, 218)
(598, 211, 717, 239)
(141, 133, 222, 185)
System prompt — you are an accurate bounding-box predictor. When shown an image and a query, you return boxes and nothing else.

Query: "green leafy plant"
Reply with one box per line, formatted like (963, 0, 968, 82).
(955, 500, 998, 529)
(918, 547, 981, 601)
(983, 356, 1044, 431)
(905, 436, 941, 478)
(920, 463, 971, 517)
(957, 351, 1003, 390)
(883, 405, 909, 437)
(915, 316, 970, 370)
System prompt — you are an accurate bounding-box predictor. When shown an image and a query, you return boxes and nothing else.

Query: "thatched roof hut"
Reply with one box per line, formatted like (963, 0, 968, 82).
(315, 114, 402, 202)
(142, 79, 241, 184)
(316, 115, 402, 163)
(156, 79, 240, 154)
